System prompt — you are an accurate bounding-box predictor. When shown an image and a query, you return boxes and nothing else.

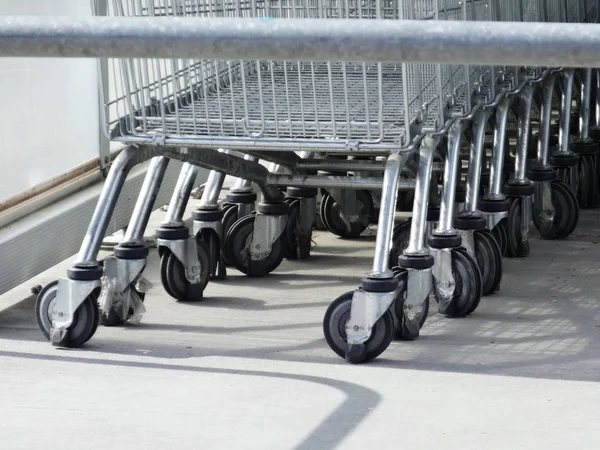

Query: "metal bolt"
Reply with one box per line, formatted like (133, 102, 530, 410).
(446, 281, 452, 287)
(58, 312, 64, 317)
(191, 266, 197, 273)
(353, 325, 360, 331)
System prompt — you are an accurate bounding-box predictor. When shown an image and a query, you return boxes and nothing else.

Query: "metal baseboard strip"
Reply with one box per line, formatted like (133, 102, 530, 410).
(0, 160, 207, 297)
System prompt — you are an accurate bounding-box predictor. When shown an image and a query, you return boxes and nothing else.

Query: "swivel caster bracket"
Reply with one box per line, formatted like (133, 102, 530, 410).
(431, 248, 455, 303)
(345, 288, 399, 346)
(50, 278, 100, 344)
(157, 237, 203, 285)
(250, 214, 288, 261)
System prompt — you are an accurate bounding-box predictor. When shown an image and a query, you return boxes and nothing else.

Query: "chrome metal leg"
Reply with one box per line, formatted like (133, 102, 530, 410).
(579, 68, 592, 140)
(370, 152, 411, 277)
(464, 109, 491, 214)
(200, 170, 226, 208)
(435, 121, 464, 235)
(513, 83, 535, 182)
(405, 136, 436, 256)
(538, 73, 557, 167)
(557, 69, 575, 155)
(487, 97, 511, 200)
(345, 152, 410, 349)
(76, 146, 149, 266)
(122, 156, 170, 245)
(162, 162, 198, 227)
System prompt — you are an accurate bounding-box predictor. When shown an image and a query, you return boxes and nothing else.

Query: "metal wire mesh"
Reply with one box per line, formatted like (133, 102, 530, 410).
(102, 0, 596, 151)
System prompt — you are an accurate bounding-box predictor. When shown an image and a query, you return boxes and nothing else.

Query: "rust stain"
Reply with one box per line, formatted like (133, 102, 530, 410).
(0, 158, 100, 213)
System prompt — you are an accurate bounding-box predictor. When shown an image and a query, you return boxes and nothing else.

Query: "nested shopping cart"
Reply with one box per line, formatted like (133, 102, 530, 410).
(33, 0, 598, 363)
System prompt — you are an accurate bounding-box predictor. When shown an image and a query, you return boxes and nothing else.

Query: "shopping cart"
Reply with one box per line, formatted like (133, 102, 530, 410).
(30, 0, 598, 363)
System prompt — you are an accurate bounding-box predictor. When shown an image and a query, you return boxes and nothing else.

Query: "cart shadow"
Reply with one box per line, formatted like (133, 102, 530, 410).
(0, 348, 380, 450)
(209, 272, 362, 291)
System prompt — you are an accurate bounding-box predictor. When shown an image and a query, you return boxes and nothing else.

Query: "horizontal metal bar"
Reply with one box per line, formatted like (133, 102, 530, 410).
(0, 17, 599, 67)
(266, 175, 415, 190)
(297, 161, 386, 171)
(114, 135, 405, 154)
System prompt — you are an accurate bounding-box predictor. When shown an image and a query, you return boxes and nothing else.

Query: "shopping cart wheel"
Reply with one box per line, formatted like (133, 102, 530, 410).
(320, 190, 372, 239)
(159, 241, 211, 301)
(225, 215, 285, 277)
(490, 219, 508, 257)
(197, 229, 226, 280)
(506, 198, 530, 258)
(220, 204, 239, 267)
(388, 220, 411, 269)
(36, 281, 100, 348)
(532, 180, 579, 240)
(323, 291, 394, 363)
(100, 288, 146, 326)
(577, 154, 598, 208)
(474, 230, 503, 296)
(284, 199, 312, 260)
(435, 249, 482, 317)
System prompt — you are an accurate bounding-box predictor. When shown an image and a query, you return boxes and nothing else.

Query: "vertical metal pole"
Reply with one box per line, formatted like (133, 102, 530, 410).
(558, 69, 575, 154)
(94, 0, 111, 176)
(199, 170, 226, 207)
(163, 162, 198, 225)
(371, 152, 410, 276)
(465, 109, 490, 213)
(436, 121, 464, 234)
(75, 147, 141, 265)
(538, 73, 556, 166)
(405, 136, 436, 255)
(579, 68, 592, 140)
(515, 83, 534, 181)
(488, 97, 511, 198)
(123, 156, 170, 243)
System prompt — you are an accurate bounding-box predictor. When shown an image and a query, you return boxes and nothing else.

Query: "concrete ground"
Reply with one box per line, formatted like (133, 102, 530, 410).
(1, 205, 600, 449)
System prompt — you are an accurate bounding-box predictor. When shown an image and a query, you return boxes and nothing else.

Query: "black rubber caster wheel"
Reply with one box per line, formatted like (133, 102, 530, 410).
(198, 229, 226, 280)
(388, 220, 412, 269)
(224, 215, 285, 277)
(36, 281, 100, 348)
(284, 199, 312, 260)
(532, 180, 579, 240)
(320, 190, 372, 239)
(434, 248, 483, 318)
(491, 219, 508, 257)
(577, 154, 599, 209)
(159, 240, 211, 301)
(506, 198, 530, 258)
(323, 291, 395, 363)
(474, 230, 503, 296)
(100, 287, 146, 326)
(220, 204, 240, 267)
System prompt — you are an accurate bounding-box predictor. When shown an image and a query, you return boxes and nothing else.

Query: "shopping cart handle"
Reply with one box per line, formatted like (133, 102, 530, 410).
(0, 16, 597, 68)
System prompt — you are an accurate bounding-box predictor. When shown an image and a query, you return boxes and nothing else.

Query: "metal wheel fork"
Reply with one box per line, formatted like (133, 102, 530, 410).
(345, 152, 411, 346)
(49, 145, 154, 344)
(484, 96, 512, 230)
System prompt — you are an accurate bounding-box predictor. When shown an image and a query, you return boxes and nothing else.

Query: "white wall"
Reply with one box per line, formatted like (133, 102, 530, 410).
(0, 1, 99, 202)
